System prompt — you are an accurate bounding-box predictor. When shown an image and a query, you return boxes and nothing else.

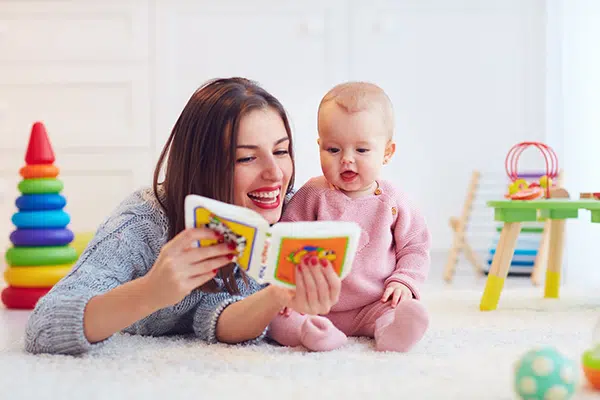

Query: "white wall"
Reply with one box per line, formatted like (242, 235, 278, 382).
(550, 0, 600, 286)
(0, 0, 549, 253)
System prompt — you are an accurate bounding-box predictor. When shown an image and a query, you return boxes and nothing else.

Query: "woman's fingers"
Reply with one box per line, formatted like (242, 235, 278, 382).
(320, 260, 342, 305)
(181, 242, 235, 265)
(187, 256, 232, 278)
(305, 257, 330, 312)
(300, 256, 319, 313)
(188, 270, 219, 289)
(166, 227, 219, 254)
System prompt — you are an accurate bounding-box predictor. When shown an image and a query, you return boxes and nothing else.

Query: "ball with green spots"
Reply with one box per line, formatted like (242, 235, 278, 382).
(514, 347, 578, 400)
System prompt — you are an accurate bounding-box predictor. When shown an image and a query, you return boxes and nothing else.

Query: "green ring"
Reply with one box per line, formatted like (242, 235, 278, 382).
(5, 246, 78, 267)
(583, 347, 600, 369)
(18, 178, 64, 194)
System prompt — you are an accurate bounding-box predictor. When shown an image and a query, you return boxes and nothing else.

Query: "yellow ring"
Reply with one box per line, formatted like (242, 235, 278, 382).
(4, 265, 74, 287)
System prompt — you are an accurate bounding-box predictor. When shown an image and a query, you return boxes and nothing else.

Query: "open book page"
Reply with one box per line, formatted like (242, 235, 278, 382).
(184, 195, 268, 279)
(265, 221, 361, 288)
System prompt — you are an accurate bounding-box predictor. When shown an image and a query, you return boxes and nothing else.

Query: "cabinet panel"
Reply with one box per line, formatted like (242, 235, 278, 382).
(0, 66, 151, 150)
(0, 1, 149, 62)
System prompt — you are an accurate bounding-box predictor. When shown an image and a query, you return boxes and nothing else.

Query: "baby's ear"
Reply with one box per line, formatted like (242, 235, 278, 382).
(316, 137, 321, 146)
(384, 140, 396, 164)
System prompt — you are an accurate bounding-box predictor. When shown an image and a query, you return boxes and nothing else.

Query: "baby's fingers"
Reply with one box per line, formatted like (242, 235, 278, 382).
(381, 286, 394, 303)
(391, 289, 403, 308)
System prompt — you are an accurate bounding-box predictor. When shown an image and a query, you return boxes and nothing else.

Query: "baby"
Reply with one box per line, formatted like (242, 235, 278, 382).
(268, 81, 431, 352)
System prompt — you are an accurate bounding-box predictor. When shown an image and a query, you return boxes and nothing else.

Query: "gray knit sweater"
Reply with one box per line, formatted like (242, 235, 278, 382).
(24, 187, 267, 355)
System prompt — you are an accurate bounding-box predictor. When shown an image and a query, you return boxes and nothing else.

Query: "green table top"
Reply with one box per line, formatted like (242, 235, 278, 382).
(486, 199, 600, 223)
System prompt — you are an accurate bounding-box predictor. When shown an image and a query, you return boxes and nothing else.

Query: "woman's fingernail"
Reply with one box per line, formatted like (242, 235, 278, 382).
(297, 264, 302, 272)
(227, 242, 236, 250)
(227, 254, 234, 260)
(310, 256, 318, 266)
(212, 269, 217, 274)
(319, 258, 328, 267)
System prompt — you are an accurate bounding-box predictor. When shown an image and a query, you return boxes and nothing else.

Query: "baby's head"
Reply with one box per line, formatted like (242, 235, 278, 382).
(317, 82, 395, 197)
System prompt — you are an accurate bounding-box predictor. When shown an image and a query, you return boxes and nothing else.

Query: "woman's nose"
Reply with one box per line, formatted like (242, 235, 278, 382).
(262, 157, 283, 181)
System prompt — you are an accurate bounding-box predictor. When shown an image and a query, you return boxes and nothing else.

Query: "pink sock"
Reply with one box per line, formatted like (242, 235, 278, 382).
(374, 299, 429, 352)
(300, 316, 347, 352)
(269, 312, 347, 351)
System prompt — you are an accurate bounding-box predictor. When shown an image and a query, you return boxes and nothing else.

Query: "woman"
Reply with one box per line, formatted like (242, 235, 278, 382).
(24, 77, 342, 355)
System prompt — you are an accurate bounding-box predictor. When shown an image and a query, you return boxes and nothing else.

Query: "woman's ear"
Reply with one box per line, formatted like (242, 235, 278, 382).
(383, 140, 396, 164)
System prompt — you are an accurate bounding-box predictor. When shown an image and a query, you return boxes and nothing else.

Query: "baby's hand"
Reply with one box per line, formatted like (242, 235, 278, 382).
(279, 306, 292, 317)
(381, 282, 413, 308)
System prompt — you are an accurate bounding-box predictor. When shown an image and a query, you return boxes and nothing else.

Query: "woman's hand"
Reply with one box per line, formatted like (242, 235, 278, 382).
(143, 227, 236, 309)
(273, 255, 342, 315)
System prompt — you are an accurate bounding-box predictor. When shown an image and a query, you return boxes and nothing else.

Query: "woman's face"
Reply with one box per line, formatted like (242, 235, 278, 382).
(233, 107, 293, 224)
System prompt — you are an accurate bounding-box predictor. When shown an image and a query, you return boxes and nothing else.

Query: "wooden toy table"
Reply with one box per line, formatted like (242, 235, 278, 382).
(480, 199, 600, 311)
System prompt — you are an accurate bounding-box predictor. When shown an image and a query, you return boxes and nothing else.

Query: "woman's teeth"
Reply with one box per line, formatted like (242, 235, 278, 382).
(248, 189, 280, 203)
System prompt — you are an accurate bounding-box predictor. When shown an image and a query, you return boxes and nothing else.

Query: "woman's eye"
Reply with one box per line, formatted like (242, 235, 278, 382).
(327, 148, 339, 154)
(357, 148, 369, 153)
(236, 156, 255, 163)
(274, 150, 289, 156)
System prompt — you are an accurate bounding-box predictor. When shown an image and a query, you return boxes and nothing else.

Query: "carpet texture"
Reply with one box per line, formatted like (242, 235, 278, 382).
(1, 287, 599, 399)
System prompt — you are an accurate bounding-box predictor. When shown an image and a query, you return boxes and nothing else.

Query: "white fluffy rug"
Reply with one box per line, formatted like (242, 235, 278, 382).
(1, 286, 600, 399)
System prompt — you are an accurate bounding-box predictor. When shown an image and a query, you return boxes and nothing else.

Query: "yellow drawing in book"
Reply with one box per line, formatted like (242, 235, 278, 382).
(184, 194, 361, 288)
(193, 207, 259, 272)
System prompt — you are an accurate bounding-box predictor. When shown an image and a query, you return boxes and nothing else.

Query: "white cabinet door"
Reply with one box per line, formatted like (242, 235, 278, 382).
(153, 0, 350, 186)
(349, 0, 546, 249)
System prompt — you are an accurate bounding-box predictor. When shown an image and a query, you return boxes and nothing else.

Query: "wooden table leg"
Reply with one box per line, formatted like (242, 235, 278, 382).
(544, 219, 565, 298)
(531, 219, 551, 286)
(480, 222, 522, 311)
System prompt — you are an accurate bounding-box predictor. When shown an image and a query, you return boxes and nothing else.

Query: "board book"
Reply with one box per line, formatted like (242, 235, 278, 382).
(184, 194, 361, 287)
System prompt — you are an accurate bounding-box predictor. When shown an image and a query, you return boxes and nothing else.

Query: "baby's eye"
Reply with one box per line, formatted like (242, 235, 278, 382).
(357, 148, 369, 153)
(327, 147, 340, 154)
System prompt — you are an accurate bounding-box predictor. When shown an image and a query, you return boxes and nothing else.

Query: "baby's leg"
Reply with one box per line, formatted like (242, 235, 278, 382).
(268, 311, 347, 351)
(373, 299, 429, 352)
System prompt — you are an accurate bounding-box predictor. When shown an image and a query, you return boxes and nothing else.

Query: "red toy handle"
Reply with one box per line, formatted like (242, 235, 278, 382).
(505, 142, 559, 198)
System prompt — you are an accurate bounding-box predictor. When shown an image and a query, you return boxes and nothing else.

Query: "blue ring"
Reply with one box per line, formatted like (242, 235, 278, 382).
(10, 228, 74, 247)
(12, 210, 71, 229)
(15, 194, 67, 211)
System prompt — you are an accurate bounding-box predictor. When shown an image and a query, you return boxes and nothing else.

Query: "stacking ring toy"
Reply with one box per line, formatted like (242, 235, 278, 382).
(1, 286, 51, 309)
(15, 194, 67, 211)
(19, 164, 59, 179)
(12, 210, 70, 229)
(18, 178, 63, 194)
(5, 246, 78, 266)
(4, 265, 73, 287)
(10, 229, 74, 247)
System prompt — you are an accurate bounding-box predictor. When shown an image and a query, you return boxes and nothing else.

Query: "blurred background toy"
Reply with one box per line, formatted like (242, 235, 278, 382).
(514, 347, 578, 400)
(1, 122, 78, 309)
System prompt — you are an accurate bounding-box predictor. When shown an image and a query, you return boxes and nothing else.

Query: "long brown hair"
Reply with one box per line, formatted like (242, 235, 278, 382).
(153, 77, 295, 294)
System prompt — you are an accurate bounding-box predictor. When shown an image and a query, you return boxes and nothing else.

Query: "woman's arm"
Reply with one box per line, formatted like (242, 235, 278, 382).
(82, 276, 160, 343)
(191, 260, 342, 345)
(215, 285, 288, 343)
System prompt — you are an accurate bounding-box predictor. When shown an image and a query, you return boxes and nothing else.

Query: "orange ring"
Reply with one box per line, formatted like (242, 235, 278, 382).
(19, 164, 59, 179)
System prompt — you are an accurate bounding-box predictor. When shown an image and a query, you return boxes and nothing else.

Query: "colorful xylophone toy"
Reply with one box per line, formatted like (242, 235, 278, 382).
(1, 122, 78, 309)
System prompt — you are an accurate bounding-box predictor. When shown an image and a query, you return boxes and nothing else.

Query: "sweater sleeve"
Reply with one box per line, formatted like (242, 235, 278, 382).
(280, 178, 322, 222)
(192, 272, 268, 344)
(24, 216, 152, 355)
(384, 197, 431, 300)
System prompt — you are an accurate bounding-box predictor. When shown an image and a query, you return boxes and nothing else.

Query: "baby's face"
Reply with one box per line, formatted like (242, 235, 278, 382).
(318, 103, 393, 197)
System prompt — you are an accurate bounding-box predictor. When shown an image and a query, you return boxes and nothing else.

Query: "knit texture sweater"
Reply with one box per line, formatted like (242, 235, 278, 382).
(24, 187, 266, 355)
(280, 176, 431, 312)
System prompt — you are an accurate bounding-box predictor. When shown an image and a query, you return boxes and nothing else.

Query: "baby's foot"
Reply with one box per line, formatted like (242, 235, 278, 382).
(300, 316, 347, 351)
(374, 299, 429, 352)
